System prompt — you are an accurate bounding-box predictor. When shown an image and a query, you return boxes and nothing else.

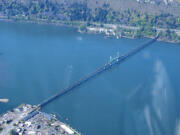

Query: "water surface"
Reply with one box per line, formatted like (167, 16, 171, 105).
(0, 21, 180, 135)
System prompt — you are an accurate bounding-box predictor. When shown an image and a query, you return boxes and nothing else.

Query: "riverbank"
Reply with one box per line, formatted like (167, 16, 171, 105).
(81, 23, 180, 44)
(0, 16, 180, 44)
(0, 104, 81, 135)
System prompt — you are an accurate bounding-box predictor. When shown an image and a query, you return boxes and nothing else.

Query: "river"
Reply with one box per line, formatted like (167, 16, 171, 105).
(0, 21, 180, 135)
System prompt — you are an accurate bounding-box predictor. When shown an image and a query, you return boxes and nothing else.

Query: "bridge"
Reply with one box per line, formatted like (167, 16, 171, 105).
(23, 35, 159, 121)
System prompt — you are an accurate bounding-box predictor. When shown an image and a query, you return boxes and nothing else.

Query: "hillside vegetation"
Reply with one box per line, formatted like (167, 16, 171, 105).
(0, 0, 180, 43)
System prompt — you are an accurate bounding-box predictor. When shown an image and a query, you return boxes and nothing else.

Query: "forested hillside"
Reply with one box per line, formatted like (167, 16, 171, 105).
(0, 0, 180, 43)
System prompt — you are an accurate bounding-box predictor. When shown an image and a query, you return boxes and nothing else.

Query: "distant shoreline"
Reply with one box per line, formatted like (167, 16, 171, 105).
(0, 17, 179, 45)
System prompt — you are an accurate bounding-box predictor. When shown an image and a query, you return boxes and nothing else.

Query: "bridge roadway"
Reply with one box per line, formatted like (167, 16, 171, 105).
(23, 35, 159, 121)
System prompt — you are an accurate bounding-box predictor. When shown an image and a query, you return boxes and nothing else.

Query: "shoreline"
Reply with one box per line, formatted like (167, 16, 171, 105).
(82, 27, 180, 44)
(0, 104, 81, 135)
(0, 17, 179, 45)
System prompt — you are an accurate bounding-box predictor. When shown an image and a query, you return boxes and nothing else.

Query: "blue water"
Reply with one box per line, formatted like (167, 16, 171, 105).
(0, 21, 180, 135)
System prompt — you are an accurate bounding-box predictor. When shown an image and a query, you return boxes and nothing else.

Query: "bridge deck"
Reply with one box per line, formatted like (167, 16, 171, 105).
(23, 35, 159, 121)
